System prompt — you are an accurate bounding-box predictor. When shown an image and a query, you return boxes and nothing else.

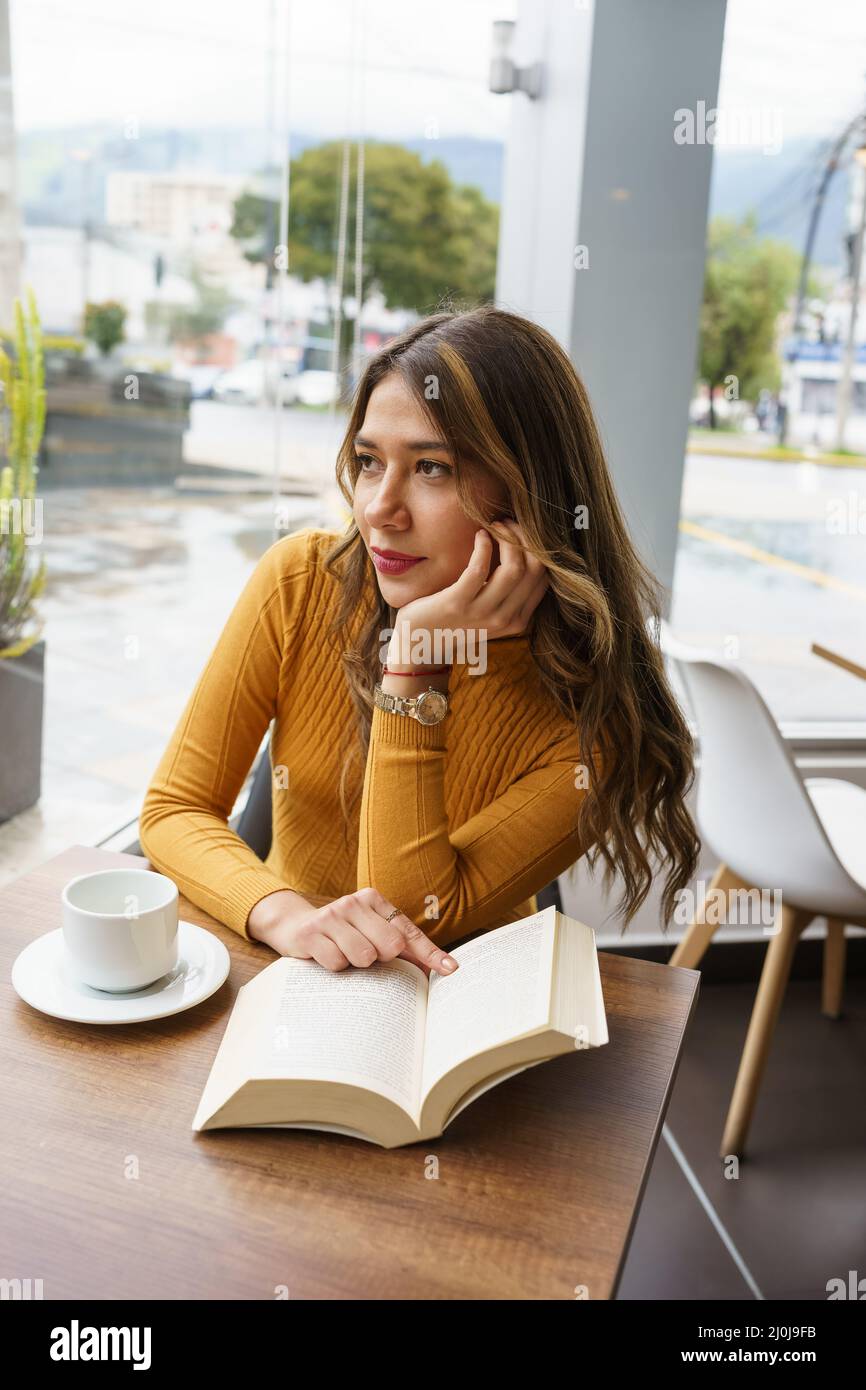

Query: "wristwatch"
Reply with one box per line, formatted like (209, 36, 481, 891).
(373, 682, 449, 726)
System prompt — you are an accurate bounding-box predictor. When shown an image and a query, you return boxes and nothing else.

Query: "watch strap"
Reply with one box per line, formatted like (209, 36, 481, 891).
(374, 682, 448, 724)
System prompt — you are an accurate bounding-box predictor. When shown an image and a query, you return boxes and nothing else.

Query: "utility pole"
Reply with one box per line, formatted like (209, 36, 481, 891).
(70, 149, 94, 333)
(835, 141, 866, 452)
(264, 0, 279, 291)
(777, 116, 862, 446)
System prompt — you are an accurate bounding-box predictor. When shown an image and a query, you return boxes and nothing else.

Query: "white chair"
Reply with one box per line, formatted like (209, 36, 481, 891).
(657, 619, 866, 1159)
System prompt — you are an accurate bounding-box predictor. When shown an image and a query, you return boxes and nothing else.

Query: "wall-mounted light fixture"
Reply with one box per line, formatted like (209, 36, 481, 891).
(489, 20, 542, 100)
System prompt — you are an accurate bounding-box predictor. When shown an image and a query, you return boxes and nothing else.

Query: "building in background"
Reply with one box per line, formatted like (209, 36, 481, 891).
(105, 170, 261, 287)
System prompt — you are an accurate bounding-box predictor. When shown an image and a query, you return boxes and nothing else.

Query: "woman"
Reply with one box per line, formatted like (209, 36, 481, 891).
(139, 304, 700, 978)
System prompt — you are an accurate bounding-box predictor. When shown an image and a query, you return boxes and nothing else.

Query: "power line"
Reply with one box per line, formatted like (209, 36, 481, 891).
(747, 136, 834, 221)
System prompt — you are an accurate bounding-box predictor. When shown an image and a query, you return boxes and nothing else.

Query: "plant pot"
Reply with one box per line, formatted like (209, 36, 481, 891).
(0, 638, 45, 822)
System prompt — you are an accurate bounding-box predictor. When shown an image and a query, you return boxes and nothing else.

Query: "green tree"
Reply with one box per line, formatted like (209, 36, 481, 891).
(83, 300, 127, 357)
(231, 140, 499, 388)
(0, 289, 47, 658)
(698, 213, 801, 427)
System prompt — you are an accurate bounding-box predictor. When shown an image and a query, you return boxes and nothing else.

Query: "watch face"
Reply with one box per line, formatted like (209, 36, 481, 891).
(415, 689, 448, 725)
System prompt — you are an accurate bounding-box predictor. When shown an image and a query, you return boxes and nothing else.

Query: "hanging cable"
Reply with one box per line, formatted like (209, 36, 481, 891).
(271, 0, 292, 544)
(352, 2, 367, 403)
(329, 137, 351, 418)
(327, 0, 358, 422)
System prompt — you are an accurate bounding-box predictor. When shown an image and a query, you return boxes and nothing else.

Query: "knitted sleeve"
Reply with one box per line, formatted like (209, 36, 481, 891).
(356, 703, 602, 949)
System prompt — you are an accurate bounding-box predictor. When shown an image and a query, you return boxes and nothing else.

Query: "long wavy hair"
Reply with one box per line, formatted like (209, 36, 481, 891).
(321, 303, 700, 931)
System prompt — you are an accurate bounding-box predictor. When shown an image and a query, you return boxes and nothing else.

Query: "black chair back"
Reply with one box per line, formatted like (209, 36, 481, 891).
(234, 737, 274, 859)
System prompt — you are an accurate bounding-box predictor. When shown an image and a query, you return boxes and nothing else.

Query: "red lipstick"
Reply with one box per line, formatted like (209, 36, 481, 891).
(371, 546, 425, 576)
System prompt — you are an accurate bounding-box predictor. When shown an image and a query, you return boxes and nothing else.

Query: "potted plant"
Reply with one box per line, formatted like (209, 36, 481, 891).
(41, 295, 191, 488)
(83, 299, 126, 362)
(0, 288, 48, 822)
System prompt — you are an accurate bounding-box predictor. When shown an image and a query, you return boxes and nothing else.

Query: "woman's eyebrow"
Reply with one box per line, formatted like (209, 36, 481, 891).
(353, 433, 452, 452)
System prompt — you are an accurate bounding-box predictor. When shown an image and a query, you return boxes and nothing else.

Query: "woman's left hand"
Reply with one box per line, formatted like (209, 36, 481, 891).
(388, 521, 549, 660)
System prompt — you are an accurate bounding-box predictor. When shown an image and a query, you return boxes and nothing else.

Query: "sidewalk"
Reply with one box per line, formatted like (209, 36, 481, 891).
(688, 427, 866, 468)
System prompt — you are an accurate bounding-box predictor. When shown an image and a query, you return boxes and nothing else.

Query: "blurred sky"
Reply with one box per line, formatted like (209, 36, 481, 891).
(10, 0, 866, 144)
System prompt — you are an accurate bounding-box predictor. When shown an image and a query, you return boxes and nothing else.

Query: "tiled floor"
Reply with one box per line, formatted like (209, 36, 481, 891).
(618, 974, 866, 1300)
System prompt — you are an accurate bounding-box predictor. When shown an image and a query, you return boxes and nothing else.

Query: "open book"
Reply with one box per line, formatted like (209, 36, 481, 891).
(192, 905, 608, 1148)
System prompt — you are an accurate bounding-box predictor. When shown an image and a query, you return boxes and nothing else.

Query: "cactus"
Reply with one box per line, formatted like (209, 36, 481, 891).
(0, 286, 47, 660)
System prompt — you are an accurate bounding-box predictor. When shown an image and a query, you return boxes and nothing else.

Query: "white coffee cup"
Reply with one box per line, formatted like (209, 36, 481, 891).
(61, 869, 179, 992)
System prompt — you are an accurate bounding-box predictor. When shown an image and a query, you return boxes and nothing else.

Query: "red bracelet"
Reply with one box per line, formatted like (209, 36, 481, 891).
(382, 665, 452, 675)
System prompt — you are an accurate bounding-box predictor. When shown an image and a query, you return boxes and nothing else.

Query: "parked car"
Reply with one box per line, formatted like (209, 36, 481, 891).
(688, 387, 748, 428)
(212, 360, 269, 405)
(282, 369, 338, 407)
(213, 361, 339, 408)
(172, 364, 223, 400)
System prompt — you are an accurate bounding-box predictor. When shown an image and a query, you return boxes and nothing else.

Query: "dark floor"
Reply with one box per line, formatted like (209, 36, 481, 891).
(617, 972, 866, 1300)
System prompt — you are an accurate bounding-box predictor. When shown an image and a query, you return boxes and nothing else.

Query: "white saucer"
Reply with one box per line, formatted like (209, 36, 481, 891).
(11, 920, 231, 1024)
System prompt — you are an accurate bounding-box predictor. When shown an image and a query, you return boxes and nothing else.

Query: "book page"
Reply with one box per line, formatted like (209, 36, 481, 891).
(421, 912, 556, 1099)
(253, 957, 428, 1117)
(246, 1121, 380, 1144)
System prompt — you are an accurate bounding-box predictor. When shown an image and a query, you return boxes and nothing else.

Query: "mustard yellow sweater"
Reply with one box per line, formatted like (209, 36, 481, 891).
(139, 527, 595, 948)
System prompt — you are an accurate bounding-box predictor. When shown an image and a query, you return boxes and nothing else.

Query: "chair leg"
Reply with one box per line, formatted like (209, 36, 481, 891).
(668, 862, 753, 970)
(720, 905, 813, 1159)
(821, 918, 847, 1019)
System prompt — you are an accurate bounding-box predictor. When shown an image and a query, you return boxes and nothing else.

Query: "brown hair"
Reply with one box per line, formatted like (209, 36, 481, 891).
(322, 303, 700, 931)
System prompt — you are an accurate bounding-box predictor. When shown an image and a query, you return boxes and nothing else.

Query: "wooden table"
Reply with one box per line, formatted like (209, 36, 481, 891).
(811, 641, 866, 683)
(0, 845, 699, 1300)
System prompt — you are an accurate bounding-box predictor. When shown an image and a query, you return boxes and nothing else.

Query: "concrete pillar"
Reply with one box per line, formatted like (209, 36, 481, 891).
(496, 0, 727, 602)
(0, 0, 21, 333)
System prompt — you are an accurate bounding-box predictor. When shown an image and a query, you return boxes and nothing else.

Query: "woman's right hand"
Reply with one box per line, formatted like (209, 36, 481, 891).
(246, 886, 459, 977)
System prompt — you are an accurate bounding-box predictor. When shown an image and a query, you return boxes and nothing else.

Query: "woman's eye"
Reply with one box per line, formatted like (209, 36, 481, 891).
(417, 458, 452, 478)
(354, 454, 452, 478)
